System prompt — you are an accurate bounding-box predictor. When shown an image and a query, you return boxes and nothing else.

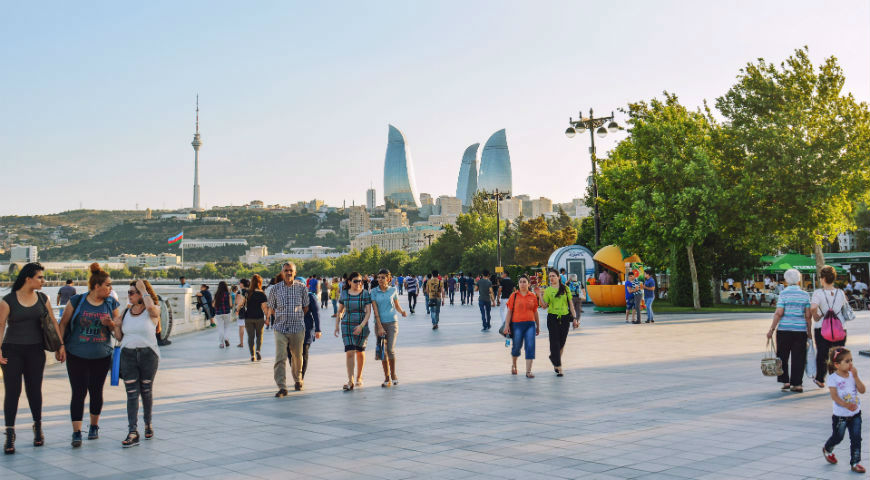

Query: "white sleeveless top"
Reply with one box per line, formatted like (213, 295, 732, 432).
(121, 307, 160, 358)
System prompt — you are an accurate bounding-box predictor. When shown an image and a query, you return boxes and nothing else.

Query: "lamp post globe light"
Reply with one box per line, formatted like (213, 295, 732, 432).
(565, 108, 621, 250)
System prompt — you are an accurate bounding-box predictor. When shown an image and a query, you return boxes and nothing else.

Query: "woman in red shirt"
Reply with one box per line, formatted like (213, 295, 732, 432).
(503, 275, 540, 378)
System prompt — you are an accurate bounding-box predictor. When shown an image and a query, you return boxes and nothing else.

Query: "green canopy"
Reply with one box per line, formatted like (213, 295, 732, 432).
(762, 253, 845, 274)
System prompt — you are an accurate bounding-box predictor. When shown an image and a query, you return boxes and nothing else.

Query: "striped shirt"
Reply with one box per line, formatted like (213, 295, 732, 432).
(777, 285, 810, 332)
(267, 281, 310, 334)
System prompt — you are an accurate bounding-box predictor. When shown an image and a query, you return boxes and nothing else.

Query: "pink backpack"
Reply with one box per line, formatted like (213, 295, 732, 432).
(820, 290, 846, 342)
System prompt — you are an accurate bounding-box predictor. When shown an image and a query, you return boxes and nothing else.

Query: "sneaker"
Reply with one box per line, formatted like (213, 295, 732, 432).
(87, 425, 99, 440)
(256, 351, 262, 361)
(852, 464, 865, 473)
(294, 382, 303, 392)
(71, 430, 82, 448)
(823, 447, 838, 464)
(121, 431, 139, 448)
(275, 389, 288, 398)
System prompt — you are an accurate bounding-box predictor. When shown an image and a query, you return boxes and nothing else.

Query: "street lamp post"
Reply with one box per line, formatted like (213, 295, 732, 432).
(423, 233, 435, 247)
(565, 108, 620, 249)
(484, 189, 510, 268)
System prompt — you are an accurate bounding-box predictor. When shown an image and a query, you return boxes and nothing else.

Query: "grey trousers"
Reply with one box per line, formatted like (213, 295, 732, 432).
(274, 331, 305, 389)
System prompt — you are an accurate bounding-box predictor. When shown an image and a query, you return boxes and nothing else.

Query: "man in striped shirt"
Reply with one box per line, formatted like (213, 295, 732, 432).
(405, 275, 418, 314)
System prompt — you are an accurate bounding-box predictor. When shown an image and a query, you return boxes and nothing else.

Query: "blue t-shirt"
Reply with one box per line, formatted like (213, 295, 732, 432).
(371, 286, 399, 324)
(625, 280, 635, 301)
(644, 277, 655, 299)
(308, 278, 319, 294)
(66, 294, 118, 359)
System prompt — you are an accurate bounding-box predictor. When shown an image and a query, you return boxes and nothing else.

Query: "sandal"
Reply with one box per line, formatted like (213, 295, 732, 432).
(781, 384, 791, 391)
(33, 422, 44, 447)
(122, 431, 140, 448)
(4, 428, 14, 455)
(511, 366, 518, 375)
(555, 367, 564, 377)
(526, 372, 535, 378)
(814, 379, 825, 388)
(382, 380, 392, 388)
(342, 382, 354, 391)
(144, 425, 153, 439)
(790, 386, 803, 393)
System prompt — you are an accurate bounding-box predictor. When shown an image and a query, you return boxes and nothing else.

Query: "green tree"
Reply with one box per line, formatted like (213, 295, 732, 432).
(716, 47, 870, 276)
(460, 239, 497, 274)
(600, 93, 721, 309)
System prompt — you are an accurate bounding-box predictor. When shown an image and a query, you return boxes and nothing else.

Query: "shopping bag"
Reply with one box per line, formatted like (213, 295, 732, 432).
(111, 346, 121, 386)
(761, 339, 783, 377)
(805, 340, 817, 379)
(375, 336, 386, 361)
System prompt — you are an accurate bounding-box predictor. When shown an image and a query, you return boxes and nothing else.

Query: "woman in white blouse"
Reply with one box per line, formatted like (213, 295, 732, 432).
(810, 265, 847, 388)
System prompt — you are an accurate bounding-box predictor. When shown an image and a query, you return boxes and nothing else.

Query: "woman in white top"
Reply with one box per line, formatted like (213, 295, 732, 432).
(811, 265, 847, 388)
(112, 280, 160, 448)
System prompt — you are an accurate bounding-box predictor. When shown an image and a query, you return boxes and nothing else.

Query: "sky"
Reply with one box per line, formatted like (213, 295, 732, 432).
(1, 1, 868, 216)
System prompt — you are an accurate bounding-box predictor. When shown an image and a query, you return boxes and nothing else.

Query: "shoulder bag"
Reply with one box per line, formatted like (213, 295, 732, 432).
(840, 289, 856, 322)
(36, 292, 63, 352)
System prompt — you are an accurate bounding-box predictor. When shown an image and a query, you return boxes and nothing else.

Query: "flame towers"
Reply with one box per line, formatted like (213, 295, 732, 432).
(477, 129, 512, 195)
(456, 143, 479, 207)
(383, 124, 421, 208)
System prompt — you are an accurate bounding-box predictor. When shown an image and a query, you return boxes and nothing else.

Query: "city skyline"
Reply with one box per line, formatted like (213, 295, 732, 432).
(1, 2, 868, 215)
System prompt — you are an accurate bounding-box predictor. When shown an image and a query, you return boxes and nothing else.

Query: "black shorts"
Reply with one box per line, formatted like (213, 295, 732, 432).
(344, 345, 365, 352)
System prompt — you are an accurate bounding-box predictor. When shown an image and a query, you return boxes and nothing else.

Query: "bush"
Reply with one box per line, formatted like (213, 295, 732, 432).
(669, 245, 713, 308)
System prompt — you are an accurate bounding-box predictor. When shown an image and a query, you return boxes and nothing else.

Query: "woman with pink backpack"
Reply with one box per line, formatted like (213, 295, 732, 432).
(811, 265, 849, 388)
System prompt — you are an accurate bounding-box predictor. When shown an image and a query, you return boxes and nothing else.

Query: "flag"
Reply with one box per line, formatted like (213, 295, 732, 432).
(168, 232, 183, 244)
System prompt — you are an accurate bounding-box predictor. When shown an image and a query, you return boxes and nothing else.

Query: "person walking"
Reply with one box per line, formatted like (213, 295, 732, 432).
(234, 279, 249, 348)
(197, 284, 215, 328)
(320, 277, 330, 309)
(497, 271, 515, 328)
(329, 278, 340, 317)
(765, 268, 812, 393)
(371, 269, 407, 387)
(57, 279, 77, 317)
(475, 270, 494, 331)
(466, 274, 475, 304)
(243, 275, 268, 362)
(113, 280, 161, 448)
(811, 265, 849, 388)
(642, 273, 656, 323)
(428, 270, 445, 329)
(447, 274, 457, 305)
(58, 263, 121, 447)
(422, 274, 431, 315)
(334, 272, 372, 390)
(396, 274, 404, 295)
(296, 289, 321, 381)
(538, 269, 578, 377)
(503, 275, 540, 378)
(822, 347, 866, 473)
(405, 274, 418, 314)
(567, 274, 585, 323)
(267, 263, 309, 397)
(1, 263, 64, 454)
(212, 281, 233, 349)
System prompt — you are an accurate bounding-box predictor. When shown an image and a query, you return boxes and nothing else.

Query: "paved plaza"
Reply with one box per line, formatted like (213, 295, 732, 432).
(2, 297, 870, 479)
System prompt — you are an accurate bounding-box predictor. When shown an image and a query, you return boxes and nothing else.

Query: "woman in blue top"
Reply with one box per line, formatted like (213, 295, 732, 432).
(766, 268, 812, 393)
(371, 269, 407, 387)
(58, 263, 121, 447)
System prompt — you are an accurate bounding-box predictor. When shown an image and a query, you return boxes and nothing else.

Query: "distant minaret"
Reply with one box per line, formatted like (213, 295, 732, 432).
(191, 95, 203, 211)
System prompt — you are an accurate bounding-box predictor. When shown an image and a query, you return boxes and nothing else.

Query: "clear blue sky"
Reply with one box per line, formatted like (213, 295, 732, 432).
(1, 1, 867, 215)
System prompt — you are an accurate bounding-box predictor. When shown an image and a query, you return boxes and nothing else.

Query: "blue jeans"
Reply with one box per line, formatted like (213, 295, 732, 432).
(645, 296, 655, 321)
(826, 412, 862, 466)
(331, 299, 338, 315)
(510, 322, 536, 359)
(430, 301, 440, 325)
(424, 294, 430, 313)
(478, 300, 491, 329)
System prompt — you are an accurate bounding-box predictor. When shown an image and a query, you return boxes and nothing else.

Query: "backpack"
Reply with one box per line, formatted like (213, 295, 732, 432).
(821, 290, 846, 342)
(427, 278, 442, 298)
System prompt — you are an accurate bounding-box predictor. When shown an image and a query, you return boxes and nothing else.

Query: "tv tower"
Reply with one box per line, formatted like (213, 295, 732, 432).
(191, 95, 203, 211)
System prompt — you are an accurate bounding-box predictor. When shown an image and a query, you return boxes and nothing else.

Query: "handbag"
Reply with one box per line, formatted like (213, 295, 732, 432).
(375, 335, 386, 361)
(842, 290, 856, 322)
(805, 340, 817, 379)
(761, 338, 783, 377)
(36, 292, 62, 352)
(821, 291, 847, 342)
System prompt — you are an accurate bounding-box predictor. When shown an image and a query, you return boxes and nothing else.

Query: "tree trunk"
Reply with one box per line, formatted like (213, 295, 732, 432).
(687, 244, 701, 310)
(712, 275, 721, 305)
(814, 242, 826, 280)
(740, 279, 748, 306)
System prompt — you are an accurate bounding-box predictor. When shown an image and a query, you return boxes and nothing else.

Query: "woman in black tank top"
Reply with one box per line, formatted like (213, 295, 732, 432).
(0, 263, 65, 454)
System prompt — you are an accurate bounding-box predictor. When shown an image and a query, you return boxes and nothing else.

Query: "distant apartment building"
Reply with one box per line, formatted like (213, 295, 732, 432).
(10, 245, 38, 263)
(315, 229, 336, 238)
(572, 198, 591, 218)
(531, 197, 553, 218)
(160, 213, 196, 221)
(500, 197, 523, 221)
(366, 188, 377, 212)
(247, 200, 265, 209)
(839, 231, 857, 252)
(182, 239, 248, 249)
(419, 193, 434, 206)
(384, 209, 409, 229)
(351, 225, 445, 253)
(436, 196, 462, 217)
(426, 214, 459, 226)
(347, 206, 371, 238)
(309, 199, 324, 211)
(201, 216, 230, 222)
(240, 245, 269, 264)
(111, 253, 179, 267)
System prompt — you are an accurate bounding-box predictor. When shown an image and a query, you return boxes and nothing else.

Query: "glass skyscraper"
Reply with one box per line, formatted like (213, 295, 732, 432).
(477, 129, 512, 195)
(455, 143, 479, 207)
(383, 124, 421, 208)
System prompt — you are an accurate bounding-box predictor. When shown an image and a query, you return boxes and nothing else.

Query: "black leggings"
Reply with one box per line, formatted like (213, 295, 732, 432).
(407, 292, 417, 311)
(815, 328, 847, 384)
(547, 314, 572, 367)
(245, 319, 265, 356)
(66, 352, 111, 422)
(1, 343, 45, 427)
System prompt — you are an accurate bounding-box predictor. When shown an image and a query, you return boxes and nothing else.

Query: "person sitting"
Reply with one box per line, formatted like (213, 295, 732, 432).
(749, 295, 759, 305)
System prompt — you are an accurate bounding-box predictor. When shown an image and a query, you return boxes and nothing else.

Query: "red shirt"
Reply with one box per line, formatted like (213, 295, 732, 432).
(507, 291, 538, 323)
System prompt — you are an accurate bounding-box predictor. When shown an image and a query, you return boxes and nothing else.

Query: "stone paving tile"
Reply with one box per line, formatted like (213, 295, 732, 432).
(2, 299, 870, 479)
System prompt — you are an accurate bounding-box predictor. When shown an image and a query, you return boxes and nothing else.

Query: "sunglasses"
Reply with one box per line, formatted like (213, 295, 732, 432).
(128, 290, 139, 295)
(351, 279, 362, 284)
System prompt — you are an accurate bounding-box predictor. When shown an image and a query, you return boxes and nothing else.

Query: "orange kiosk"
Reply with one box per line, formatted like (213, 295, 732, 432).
(586, 245, 642, 312)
